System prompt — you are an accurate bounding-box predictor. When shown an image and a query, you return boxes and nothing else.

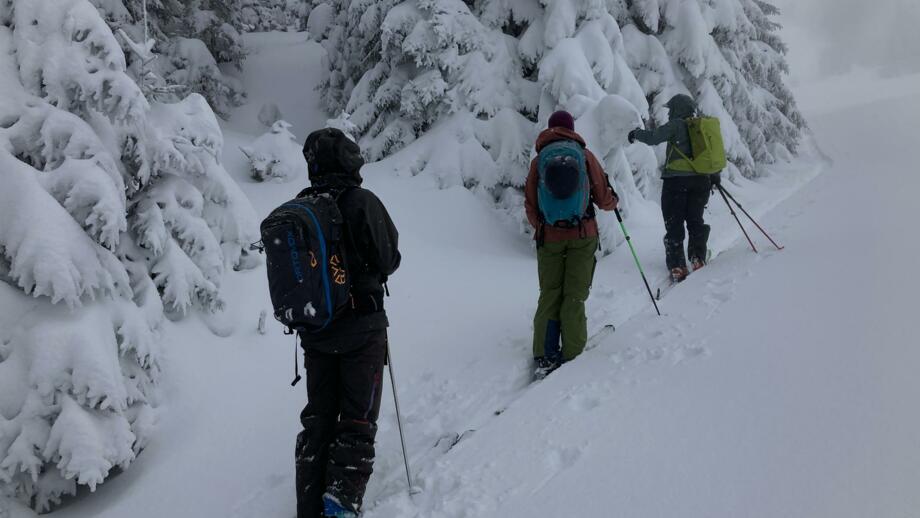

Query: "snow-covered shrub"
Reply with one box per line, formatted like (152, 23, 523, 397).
(0, 0, 257, 510)
(318, 0, 806, 246)
(324, 112, 360, 141)
(240, 121, 306, 182)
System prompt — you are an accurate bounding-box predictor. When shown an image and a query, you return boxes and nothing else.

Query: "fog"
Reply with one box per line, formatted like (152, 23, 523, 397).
(773, 0, 920, 83)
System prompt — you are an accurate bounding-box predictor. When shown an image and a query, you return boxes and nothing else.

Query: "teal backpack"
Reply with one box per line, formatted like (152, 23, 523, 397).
(537, 140, 591, 227)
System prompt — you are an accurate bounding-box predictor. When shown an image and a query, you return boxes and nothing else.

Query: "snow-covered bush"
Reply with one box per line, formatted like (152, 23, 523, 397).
(324, 111, 361, 141)
(240, 121, 306, 182)
(0, 0, 257, 510)
(91, 0, 247, 117)
(318, 0, 805, 248)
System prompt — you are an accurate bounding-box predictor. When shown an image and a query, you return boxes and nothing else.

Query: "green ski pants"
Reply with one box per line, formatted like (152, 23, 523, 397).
(532, 237, 598, 362)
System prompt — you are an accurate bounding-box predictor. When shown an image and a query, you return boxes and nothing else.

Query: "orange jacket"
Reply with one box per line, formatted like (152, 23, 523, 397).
(524, 127, 619, 243)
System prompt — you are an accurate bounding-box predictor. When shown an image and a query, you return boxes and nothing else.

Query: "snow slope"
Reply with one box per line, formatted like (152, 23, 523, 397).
(360, 73, 920, 517)
(42, 34, 920, 518)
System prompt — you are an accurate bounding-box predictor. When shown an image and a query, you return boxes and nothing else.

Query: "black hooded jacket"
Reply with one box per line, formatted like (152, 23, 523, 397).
(297, 129, 401, 351)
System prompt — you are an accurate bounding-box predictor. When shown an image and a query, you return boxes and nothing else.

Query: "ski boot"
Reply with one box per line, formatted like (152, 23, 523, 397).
(670, 267, 689, 283)
(323, 494, 358, 518)
(690, 249, 712, 272)
(690, 258, 705, 272)
(533, 357, 561, 380)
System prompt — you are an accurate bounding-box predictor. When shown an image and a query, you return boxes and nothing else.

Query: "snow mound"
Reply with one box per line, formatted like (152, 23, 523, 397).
(240, 121, 306, 182)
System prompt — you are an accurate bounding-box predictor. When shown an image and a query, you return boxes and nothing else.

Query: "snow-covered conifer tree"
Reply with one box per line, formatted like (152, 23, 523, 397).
(91, 0, 247, 117)
(318, 0, 805, 245)
(240, 0, 309, 32)
(0, 0, 257, 510)
(738, 0, 806, 159)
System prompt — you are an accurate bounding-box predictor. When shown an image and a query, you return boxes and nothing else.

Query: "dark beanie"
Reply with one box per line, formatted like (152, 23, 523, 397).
(548, 110, 575, 131)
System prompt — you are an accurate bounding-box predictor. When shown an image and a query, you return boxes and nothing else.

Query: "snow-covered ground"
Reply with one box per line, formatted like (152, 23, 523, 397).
(38, 32, 920, 518)
(361, 74, 920, 517)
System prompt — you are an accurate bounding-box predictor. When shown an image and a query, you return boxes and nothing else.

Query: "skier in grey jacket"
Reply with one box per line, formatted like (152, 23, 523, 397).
(629, 94, 721, 282)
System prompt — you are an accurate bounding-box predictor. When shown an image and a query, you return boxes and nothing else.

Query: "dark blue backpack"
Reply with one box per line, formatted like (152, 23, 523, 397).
(260, 190, 351, 332)
(536, 140, 591, 227)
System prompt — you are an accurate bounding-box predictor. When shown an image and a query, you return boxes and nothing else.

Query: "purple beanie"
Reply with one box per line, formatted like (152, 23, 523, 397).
(548, 110, 575, 131)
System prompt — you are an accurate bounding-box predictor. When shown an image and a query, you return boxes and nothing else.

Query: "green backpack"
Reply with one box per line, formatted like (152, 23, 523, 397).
(666, 117, 727, 175)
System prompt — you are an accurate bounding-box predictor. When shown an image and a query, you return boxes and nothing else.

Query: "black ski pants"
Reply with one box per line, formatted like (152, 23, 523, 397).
(295, 331, 387, 518)
(661, 176, 712, 269)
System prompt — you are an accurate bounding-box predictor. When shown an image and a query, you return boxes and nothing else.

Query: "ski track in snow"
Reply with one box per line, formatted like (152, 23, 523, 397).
(356, 237, 794, 515)
(358, 244, 771, 517)
(48, 33, 920, 518)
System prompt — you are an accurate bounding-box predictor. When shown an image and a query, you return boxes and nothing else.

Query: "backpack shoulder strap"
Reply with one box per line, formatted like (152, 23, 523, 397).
(665, 118, 700, 173)
(668, 144, 695, 166)
(331, 187, 366, 274)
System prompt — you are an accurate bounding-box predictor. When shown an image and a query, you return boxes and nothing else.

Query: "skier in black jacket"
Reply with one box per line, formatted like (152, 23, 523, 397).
(294, 128, 401, 518)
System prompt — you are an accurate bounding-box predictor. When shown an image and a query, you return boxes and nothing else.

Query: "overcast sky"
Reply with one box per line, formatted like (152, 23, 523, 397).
(772, 0, 920, 83)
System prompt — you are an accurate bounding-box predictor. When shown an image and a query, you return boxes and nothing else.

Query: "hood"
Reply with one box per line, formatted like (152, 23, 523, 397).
(303, 127, 364, 188)
(535, 127, 587, 153)
(665, 94, 697, 120)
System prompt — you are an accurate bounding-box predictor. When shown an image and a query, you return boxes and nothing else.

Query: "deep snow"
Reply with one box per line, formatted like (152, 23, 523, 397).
(30, 33, 920, 518)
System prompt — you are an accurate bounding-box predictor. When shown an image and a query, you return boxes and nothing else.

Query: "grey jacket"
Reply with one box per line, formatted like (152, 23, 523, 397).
(632, 118, 697, 179)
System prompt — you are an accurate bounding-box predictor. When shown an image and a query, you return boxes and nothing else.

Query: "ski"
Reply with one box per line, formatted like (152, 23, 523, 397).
(529, 323, 617, 382)
(655, 249, 714, 301)
(585, 324, 616, 351)
(498, 324, 619, 415)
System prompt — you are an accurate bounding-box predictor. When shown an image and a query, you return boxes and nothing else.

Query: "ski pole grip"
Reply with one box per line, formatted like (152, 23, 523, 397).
(614, 209, 624, 223)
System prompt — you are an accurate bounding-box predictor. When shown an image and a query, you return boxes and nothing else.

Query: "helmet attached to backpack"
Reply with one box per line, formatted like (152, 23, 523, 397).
(536, 139, 591, 228)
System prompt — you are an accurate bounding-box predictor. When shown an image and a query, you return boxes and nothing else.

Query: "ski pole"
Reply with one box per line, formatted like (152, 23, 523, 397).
(614, 209, 661, 317)
(717, 185, 785, 251)
(386, 349, 420, 495)
(716, 185, 758, 253)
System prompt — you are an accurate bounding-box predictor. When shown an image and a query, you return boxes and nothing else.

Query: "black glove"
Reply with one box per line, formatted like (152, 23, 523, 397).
(627, 129, 639, 144)
(710, 173, 722, 186)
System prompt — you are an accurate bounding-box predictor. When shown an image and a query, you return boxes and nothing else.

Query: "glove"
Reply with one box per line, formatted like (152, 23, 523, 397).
(627, 129, 639, 144)
(710, 173, 722, 186)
